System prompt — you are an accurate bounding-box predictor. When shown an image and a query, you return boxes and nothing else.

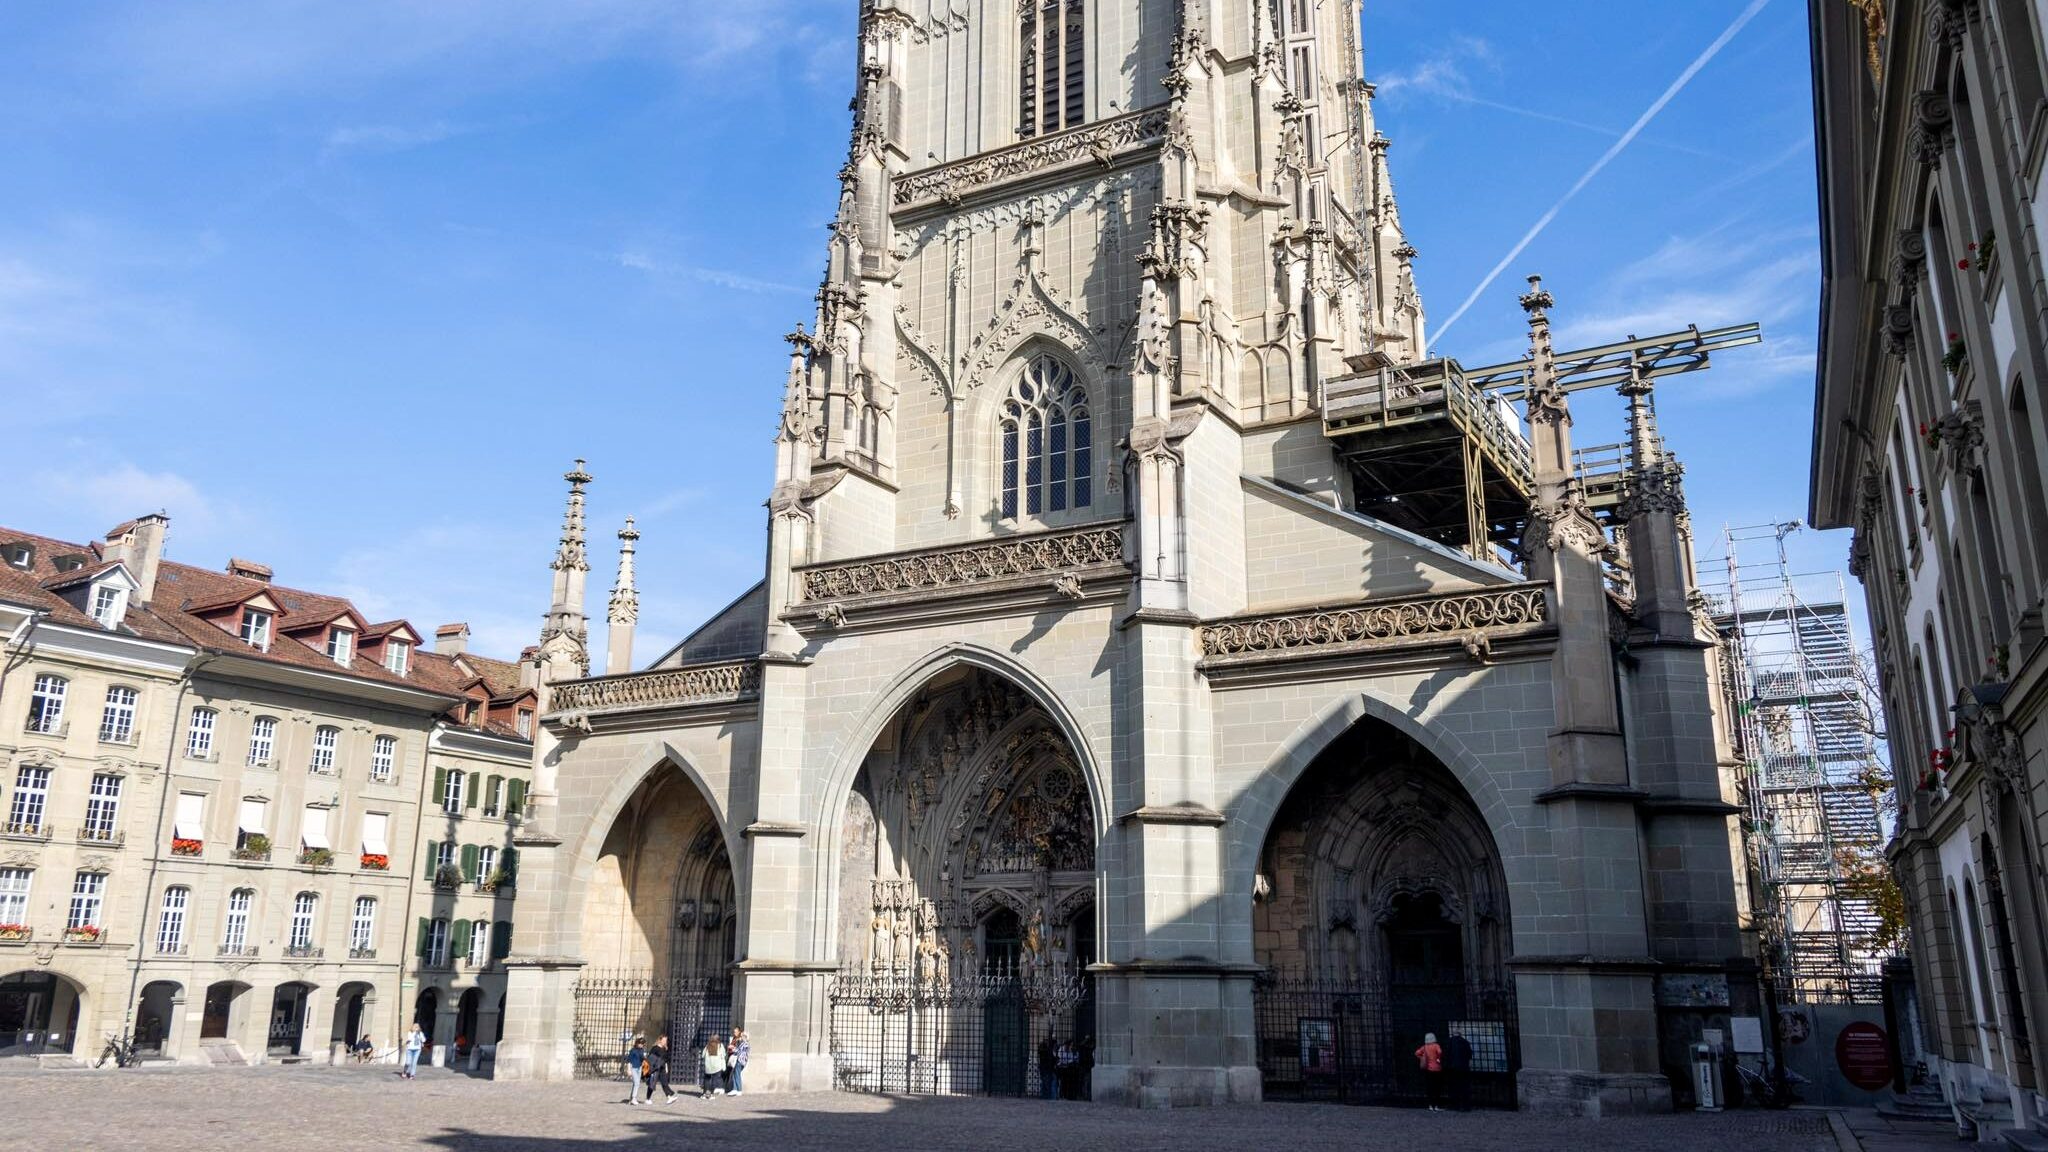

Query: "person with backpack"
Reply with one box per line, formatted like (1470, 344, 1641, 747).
(648, 1034, 677, 1104)
(623, 1035, 648, 1105)
(702, 1034, 729, 1097)
(727, 1027, 750, 1096)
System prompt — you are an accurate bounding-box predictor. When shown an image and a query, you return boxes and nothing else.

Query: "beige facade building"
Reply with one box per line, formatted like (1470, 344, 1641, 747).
(496, 0, 1761, 1115)
(1811, 0, 2048, 1140)
(0, 518, 532, 1069)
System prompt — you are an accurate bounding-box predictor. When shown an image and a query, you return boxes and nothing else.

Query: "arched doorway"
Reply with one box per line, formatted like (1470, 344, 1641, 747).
(267, 982, 313, 1057)
(826, 666, 1100, 1098)
(331, 982, 374, 1051)
(201, 981, 248, 1041)
(455, 988, 482, 1056)
(0, 971, 83, 1056)
(1250, 716, 1516, 1108)
(570, 761, 734, 1078)
(134, 981, 182, 1059)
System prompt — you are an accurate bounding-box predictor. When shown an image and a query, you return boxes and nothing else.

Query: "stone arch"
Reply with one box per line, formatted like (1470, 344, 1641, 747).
(575, 743, 736, 980)
(1229, 689, 1521, 892)
(0, 968, 87, 1056)
(135, 979, 183, 1058)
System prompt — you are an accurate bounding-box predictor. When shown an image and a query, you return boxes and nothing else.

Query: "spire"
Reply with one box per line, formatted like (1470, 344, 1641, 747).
(538, 458, 593, 682)
(1520, 276, 1575, 501)
(1620, 362, 1667, 471)
(605, 517, 639, 676)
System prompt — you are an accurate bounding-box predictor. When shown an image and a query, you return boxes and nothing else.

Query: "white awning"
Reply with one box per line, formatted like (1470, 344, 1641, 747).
(173, 793, 205, 840)
(300, 805, 331, 850)
(360, 812, 389, 857)
(238, 800, 267, 834)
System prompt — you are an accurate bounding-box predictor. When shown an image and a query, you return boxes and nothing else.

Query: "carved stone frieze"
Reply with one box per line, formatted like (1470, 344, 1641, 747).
(893, 107, 1170, 208)
(798, 524, 1127, 604)
(547, 661, 762, 717)
(1198, 584, 1550, 661)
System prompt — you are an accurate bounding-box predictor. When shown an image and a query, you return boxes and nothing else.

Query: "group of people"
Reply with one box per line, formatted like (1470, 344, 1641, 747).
(1033, 1034, 1095, 1101)
(622, 1028, 750, 1105)
(1413, 1027, 1475, 1112)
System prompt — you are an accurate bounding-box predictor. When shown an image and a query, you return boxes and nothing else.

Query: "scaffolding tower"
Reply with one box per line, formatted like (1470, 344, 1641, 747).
(1707, 523, 1891, 1004)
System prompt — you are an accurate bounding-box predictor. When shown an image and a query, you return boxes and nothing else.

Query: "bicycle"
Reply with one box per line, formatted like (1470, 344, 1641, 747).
(1732, 1059, 1808, 1108)
(95, 1032, 138, 1069)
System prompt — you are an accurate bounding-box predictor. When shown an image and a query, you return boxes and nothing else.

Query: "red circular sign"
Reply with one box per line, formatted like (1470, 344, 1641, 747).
(1836, 1021, 1893, 1091)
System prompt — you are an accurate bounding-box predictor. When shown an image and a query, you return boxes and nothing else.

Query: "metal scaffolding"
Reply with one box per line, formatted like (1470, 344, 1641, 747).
(1706, 523, 1890, 1004)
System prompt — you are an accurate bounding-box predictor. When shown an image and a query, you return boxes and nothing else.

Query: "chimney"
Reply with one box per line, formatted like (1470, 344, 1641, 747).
(226, 558, 273, 583)
(103, 514, 169, 602)
(435, 623, 470, 656)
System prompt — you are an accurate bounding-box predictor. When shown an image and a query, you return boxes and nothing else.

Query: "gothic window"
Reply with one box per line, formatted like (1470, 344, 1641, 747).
(999, 355, 1092, 521)
(1019, 0, 1085, 138)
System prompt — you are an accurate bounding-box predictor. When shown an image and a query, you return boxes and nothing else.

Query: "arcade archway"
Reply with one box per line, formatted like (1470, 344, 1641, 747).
(0, 970, 83, 1056)
(827, 665, 1100, 1098)
(1251, 716, 1517, 1108)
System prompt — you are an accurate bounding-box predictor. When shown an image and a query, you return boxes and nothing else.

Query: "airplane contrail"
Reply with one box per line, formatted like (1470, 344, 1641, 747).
(1432, 0, 1773, 342)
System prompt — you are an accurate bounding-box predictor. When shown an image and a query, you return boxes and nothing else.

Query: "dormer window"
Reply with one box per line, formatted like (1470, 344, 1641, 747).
(240, 608, 272, 651)
(327, 627, 355, 666)
(385, 640, 410, 677)
(516, 709, 533, 738)
(3, 543, 30, 569)
(91, 585, 125, 629)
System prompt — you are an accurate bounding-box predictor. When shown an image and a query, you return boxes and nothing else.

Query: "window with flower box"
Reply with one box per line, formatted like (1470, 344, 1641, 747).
(370, 735, 396, 782)
(360, 812, 390, 871)
(67, 871, 105, 933)
(221, 888, 253, 954)
(247, 715, 277, 768)
(185, 707, 217, 760)
(234, 799, 270, 860)
(156, 886, 189, 954)
(310, 726, 339, 775)
(82, 774, 122, 843)
(476, 846, 499, 891)
(172, 791, 206, 856)
(0, 867, 31, 933)
(287, 892, 318, 955)
(26, 674, 65, 735)
(99, 686, 138, 745)
(299, 805, 333, 867)
(8, 766, 51, 836)
(350, 896, 377, 957)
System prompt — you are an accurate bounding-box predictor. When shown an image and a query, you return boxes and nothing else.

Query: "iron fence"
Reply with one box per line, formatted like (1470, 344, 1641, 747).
(828, 967, 1095, 1099)
(1253, 970, 1519, 1110)
(571, 972, 732, 1080)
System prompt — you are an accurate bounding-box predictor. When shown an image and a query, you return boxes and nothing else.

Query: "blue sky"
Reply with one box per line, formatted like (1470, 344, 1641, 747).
(0, 1, 1839, 661)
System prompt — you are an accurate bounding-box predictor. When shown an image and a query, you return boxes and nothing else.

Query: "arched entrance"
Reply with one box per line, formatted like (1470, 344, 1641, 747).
(134, 981, 182, 1059)
(455, 988, 482, 1056)
(0, 971, 83, 1056)
(569, 761, 734, 1078)
(331, 982, 374, 1051)
(267, 982, 314, 1056)
(1250, 716, 1517, 1108)
(826, 665, 1099, 1098)
(201, 980, 248, 1041)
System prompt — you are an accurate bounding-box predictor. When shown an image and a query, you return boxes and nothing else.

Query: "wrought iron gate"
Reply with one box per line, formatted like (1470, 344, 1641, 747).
(1253, 971, 1519, 1109)
(571, 972, 732, 1079)
(829, 968, 1093, 1098)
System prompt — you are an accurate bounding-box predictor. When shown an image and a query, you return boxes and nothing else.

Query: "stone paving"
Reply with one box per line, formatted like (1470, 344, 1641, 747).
(4, 1063, 1851, 1152)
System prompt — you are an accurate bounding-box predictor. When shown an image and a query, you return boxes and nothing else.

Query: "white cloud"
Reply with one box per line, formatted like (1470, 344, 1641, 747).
(22, 462, 219, 537)
(614, 249, 807, 296)
(323, 121, 468, 154)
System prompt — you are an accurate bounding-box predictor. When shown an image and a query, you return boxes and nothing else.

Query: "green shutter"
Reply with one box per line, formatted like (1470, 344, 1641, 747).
(425, 840, 438, 876)
(492, 921, 512, 960)
(450, 919, 471, 960)
(507, 779, 526, 815)
(432, 766, 446, 805)
(486, 775, 502, 814)
(460, 843, 479, 883)
(416, 917, 430, 959)
(502, 847, 518, 879)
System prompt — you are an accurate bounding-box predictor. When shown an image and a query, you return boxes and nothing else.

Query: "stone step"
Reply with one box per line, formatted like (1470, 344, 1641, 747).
(2000, 1127, 2048, 1152)
(199, 1041, 247, 1066)
(1878, 1091, 1953, 1122)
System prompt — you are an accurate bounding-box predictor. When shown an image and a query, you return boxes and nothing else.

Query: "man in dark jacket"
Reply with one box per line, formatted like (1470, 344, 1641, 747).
(1444, 1027, 1475, 1111)
(648, 1035, 677, 1103)
(1037, 1035, 1059, 1100)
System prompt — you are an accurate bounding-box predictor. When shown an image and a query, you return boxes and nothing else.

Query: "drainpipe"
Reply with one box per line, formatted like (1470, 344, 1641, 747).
(0, 611, 44, 709)
(122, 652, 215, 1051)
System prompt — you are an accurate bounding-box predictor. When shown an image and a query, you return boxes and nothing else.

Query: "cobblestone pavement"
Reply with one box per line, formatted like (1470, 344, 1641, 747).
(5, 1064, 1846, 1152)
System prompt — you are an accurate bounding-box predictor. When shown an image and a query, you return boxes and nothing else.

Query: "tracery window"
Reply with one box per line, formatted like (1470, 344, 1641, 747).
(999, 355, 1092, 521)
(1019, 0, 1085, 138)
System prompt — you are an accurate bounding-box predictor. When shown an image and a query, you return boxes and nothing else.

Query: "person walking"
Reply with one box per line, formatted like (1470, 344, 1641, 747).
(623, 1034, 648, 1105)
(1037, 1035, 1059, 1100)
(1415, 1031, 1445, 1112)
(1444, 1026, 1474, 1112)
(727, 1027, 750, 1096)
(402, 1023, 425, 1080)
(649, 1034, 676, 1104)
(701, 1034, 729, 1097)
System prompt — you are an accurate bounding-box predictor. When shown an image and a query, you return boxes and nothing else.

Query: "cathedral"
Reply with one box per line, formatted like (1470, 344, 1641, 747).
(493, 0, 1755, 1115)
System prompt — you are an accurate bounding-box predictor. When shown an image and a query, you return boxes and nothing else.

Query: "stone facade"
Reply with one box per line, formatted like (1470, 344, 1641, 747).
(496, 0, 1752, 1116)
(1809, 0, 2048, 1139)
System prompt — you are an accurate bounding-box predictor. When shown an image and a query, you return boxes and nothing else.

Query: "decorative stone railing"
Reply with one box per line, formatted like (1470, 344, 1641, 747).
(797, 524, 1127, 605)
(1199, 584, 1551, 663)
(893, 107, 1171, 208)
(548, 660, 763, 717)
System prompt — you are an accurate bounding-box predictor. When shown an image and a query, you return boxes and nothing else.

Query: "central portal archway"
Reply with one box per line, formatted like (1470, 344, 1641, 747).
(1251, 716, 1517, 1109)
(828, 665, 1099, 1099)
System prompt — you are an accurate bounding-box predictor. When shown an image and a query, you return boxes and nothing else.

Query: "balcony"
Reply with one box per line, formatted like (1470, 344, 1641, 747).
(62, 926, 105, 945)
(359, 853, 390, 872)
(432, 865, 464, 891)
(282, 944, 323, 960)
(170, 837, 204, 857)
(230, 835, 272, 863)
(297, 848, 335, 869)
(77, 826, 124, 847)
(3, 821, 51, 842)
(156, 941, 189, 956)
(348, 946, 377, 961)
(217, 944, 261, 959)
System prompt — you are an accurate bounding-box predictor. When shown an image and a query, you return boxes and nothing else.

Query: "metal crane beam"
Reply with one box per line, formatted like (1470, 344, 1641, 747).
(1465, 322, 1764, 399)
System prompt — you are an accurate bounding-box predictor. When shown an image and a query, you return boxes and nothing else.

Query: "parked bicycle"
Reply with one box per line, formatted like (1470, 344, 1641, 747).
(95, 1032, 138, 1069)
(1732, 1058, 1808, 1108)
